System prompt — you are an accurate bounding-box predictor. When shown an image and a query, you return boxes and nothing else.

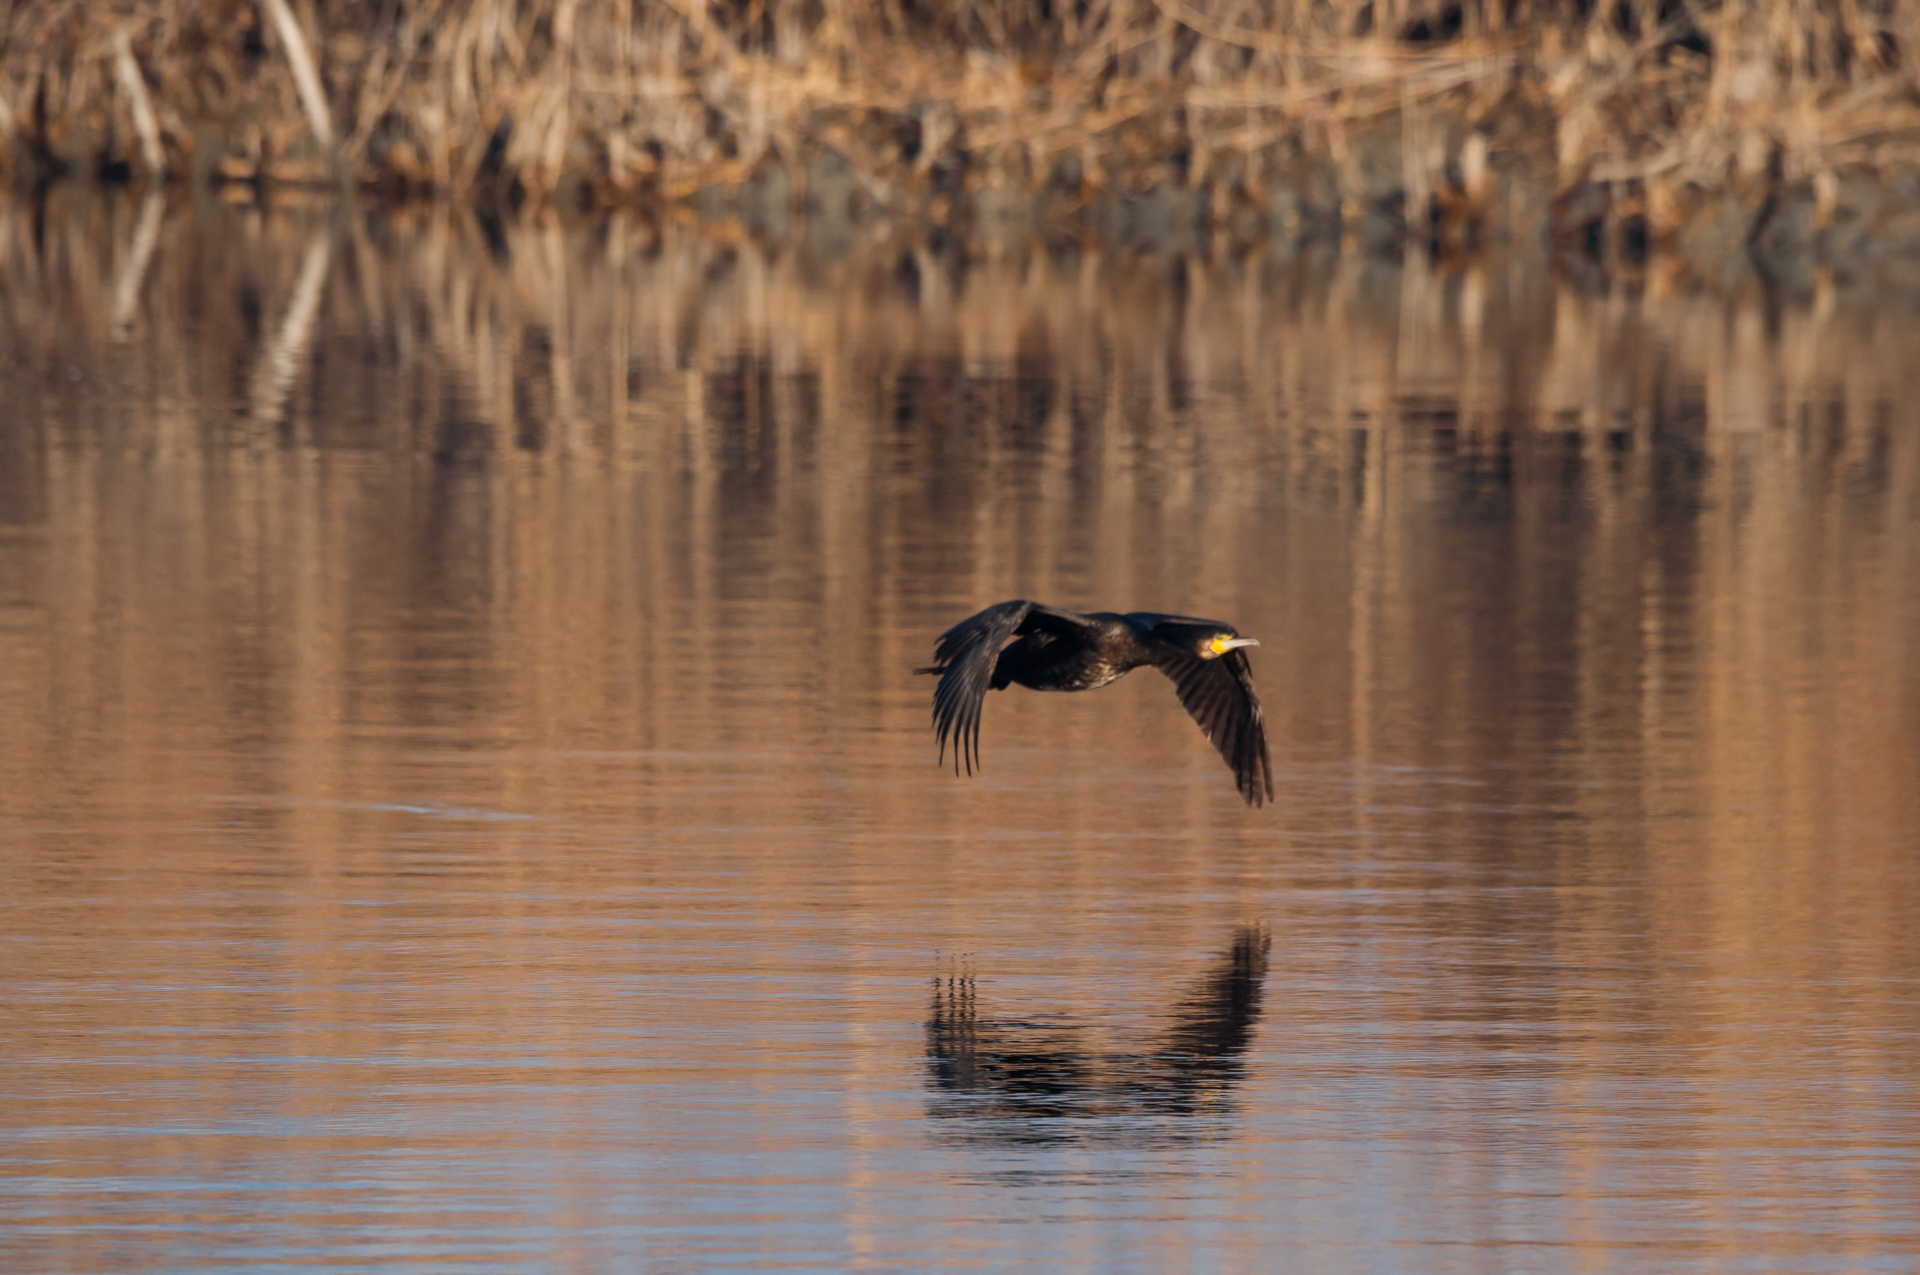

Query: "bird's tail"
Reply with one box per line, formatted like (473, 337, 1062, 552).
(914, 665, 942, 676)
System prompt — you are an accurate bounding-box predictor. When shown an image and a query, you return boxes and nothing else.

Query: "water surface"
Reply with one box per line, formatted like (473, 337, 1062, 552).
(1, 192, 1917, 1273)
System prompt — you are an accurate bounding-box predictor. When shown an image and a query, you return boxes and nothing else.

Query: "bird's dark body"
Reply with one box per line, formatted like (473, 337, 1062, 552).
(990, 613, 1149, 692)
(919, 600, 1276, 806)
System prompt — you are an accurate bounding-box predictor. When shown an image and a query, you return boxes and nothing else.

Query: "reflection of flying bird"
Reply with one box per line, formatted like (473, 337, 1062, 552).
(917, 600, 1275, 806)
(925, 926, 1273, 1141)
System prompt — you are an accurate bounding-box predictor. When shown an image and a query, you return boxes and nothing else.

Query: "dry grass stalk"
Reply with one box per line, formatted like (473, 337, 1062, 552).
(260, 0, 336, 152)
(110, 29, 165, 178)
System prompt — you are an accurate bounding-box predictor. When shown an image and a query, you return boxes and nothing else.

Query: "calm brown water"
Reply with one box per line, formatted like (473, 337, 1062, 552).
(2, 190, 1918, 1273)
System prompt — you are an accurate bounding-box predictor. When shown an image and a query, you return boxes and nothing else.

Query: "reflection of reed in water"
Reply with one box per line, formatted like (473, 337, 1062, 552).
(925, 926, 1271, 1142)
(1, 197, 1915, 935)
(246, 229, 334, 433)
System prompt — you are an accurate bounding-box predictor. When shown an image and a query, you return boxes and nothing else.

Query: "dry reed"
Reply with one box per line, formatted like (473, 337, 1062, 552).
(3, 0, 1918, 242)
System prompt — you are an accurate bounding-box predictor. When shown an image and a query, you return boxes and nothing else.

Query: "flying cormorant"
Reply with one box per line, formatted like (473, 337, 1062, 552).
(917, 600, 1275, 806)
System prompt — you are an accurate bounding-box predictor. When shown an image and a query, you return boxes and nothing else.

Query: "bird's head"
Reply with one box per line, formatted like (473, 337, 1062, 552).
(1189, 626, 1260, 661)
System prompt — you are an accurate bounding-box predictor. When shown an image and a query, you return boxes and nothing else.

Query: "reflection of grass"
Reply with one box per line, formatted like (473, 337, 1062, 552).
(4, 0, 1918, 234)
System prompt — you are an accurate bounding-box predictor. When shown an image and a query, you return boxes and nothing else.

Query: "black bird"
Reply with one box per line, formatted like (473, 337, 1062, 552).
(917, 600, 1275, 806)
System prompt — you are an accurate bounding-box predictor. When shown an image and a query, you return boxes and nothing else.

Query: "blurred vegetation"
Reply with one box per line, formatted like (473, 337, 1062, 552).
(3, 0, 1919, 243)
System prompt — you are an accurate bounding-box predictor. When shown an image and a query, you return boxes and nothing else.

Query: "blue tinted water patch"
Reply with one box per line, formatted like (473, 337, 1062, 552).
(206, 796, 538, 822)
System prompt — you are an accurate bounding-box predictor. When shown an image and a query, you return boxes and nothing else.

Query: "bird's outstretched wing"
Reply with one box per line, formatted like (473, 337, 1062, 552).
(1155, 650, 1275, 807)
(917, 600, 1087, 775)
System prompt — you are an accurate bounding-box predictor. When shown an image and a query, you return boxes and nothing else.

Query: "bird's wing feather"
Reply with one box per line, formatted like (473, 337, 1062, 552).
(919, 601, 1093, 775)
(1155, 650, 1275, 807)
(1018, 604, 1096, 639)
(1132, 612, 1237, 632)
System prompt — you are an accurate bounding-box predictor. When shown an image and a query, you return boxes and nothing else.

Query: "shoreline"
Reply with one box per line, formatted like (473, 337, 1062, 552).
(11, 178, 1920, 320)
(10, 141, 1920, 298)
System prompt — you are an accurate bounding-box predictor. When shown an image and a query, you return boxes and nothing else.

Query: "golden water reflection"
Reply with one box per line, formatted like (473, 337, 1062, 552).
(0, 189, 1916, 1272)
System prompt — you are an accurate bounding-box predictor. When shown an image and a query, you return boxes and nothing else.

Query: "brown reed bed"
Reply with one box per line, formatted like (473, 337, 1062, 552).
(3, 0, 1919, 253)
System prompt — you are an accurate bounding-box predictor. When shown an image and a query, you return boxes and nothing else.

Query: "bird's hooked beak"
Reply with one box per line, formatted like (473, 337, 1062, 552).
(1209, 634, 1260, 656)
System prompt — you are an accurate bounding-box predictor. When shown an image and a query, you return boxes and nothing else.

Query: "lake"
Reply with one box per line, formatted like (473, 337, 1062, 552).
(2, 190, 1917, 1273)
